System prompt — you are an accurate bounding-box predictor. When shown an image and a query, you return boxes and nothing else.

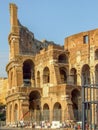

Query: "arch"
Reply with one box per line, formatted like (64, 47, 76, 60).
(29, 90, 41, 110)
(58, 54, 68, 63)
(70, 68, 77, 84)
(9, 104, 12, 123)
(95, 49, 98, 60)
(81, 64, 90, 85)
(84, 103, 91, 122)
(60, 67, 67, 83)
(71, 89, 81, 121)
(29, 90, 41, 123)
(43, 67, 50, 83)
(37, 71, 40, 87)
(53, 102, 62, 121)
(23, 59, 35, 86)
(14, 104, 18, 124)
(43, 103, 49, 109)
(43, 103, 50, 121)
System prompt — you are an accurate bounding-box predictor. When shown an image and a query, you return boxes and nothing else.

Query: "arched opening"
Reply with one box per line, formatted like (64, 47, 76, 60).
(23, 59, 35, 86)
(43, 67, 50, 83)
(29, 91, 41, 123)
(14, 104, 18, 124)
(58, 54, 68, 63)
(71, 89, 81, 121)
(53, 102, 62, 121)
(43, 103, 49, 121)
(81, 64, 90, 85)
(60, 67, 67, 83)
(84, 103, 91, 123)
(95, 49, 98, 60)
(37, 71, 40, 88)
(70, 68, 77, 84)
(29, 91, 41, 110)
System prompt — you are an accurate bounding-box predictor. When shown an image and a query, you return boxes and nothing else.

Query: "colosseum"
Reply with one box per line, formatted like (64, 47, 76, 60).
(6, 3, 98, 127)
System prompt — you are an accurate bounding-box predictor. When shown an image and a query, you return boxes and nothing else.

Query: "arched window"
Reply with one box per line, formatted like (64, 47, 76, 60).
(29, 91, 41, 110)
(43, 103, 49, 121)
(81, 64, 90, 85)
(58, 54, 68, 63)
(23, 59, 34, 86)
(53, 102, 62, 121)
(60, 68, 67, 83)
(29, 91, 41, 122)
(71, 89, 81, 121)
(43, 67, 50, 83)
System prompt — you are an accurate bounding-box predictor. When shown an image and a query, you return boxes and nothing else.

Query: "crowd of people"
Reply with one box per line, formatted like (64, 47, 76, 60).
(19, 120, 82, 129)
(9, 119, 93, 130)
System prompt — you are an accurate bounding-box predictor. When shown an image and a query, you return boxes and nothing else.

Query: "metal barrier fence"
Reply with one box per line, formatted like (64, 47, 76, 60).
(0, 121, 6, 127)
(29, 109, 82, 124)
(82, 84, 98, 130)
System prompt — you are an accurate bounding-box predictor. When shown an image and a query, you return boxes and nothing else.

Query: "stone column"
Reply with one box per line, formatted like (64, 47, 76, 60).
(78, 96, 82, 120)
(65, 96, 74, 121)
(90, 67, 96, 129)
(19, 100, 23, 120)
(50, 109, 53, 123)
(6, 104, 9, 125)
(62, 108, 65, 122)
(12, 102, 14, 125)
(77, 67, 81, 86)
(61, 97, 67, 122)
(9, 104, 12, 125)
(16, 66, 23, 87)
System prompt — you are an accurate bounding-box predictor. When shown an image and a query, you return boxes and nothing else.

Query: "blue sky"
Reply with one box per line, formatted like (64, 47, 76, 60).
(0, 0, 98, 77)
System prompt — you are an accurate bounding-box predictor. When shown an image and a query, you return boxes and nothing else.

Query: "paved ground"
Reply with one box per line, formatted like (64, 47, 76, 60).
(0, 128, 33, 130)
(0, 127, 33, 130)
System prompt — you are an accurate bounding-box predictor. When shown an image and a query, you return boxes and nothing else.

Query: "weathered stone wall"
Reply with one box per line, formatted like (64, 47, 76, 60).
(5, 3, 98, 126)
(0, 78, 8, 104)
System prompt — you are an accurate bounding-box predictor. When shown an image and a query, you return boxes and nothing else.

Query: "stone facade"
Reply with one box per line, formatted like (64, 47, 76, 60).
(6, 3, 98, 126)
(0, 78, 8, 104)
